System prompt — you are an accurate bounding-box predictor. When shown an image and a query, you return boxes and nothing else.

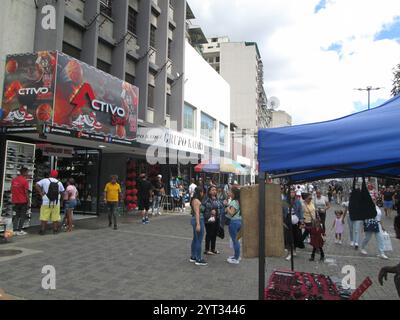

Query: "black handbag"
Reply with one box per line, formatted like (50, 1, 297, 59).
(364, 219, 379, 233)
(349, 177, 377, 221)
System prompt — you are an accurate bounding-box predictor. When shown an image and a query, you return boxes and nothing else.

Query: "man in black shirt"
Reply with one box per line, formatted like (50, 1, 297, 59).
(379, 215, 400, 297)
(152, 175, 165, 216)
(138, 174, 153, 224)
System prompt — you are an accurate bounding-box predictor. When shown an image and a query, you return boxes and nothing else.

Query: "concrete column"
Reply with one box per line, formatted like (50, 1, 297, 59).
(136, 0, 152, 121)
(81, 0, 100, 66)
(34, 0, 65, 51)
(111, 0, 129, 80)
(153, 0, 169, 126)
(169, 0, 186, 131)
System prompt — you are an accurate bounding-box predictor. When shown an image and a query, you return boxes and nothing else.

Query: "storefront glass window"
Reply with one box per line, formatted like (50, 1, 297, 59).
(201, 112, 215, 143)
(219, 123, 227, 146)
(184, 104, 195, 135)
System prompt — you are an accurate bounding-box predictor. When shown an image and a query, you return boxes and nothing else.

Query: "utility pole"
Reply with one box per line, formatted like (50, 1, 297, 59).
(354, 86, 383, 110)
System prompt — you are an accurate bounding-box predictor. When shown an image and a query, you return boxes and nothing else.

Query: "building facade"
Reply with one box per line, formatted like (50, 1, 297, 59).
(271, 110, 292, 128)
(201, 37, 271, 132)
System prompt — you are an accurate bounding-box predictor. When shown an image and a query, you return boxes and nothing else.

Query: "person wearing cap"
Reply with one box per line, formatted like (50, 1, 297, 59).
(151, 175, 165, 216)
(35, 170, 65, 235)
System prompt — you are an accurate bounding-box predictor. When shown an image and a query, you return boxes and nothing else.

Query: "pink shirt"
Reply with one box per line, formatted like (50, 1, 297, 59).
(64, 185, 78, 201)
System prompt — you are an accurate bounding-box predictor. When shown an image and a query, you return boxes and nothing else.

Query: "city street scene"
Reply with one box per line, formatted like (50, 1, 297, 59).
(0, 0, 400, 303)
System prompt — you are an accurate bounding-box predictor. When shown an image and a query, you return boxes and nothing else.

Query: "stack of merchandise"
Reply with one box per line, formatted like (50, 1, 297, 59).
(125, 160, 138, 211)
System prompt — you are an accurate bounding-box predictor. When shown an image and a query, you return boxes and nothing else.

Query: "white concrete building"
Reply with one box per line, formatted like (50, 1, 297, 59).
(271, 110, 292, 128)
(201, 37, 270, 132)
(0, 0, 37, 102)
(184, 41, 230, 154)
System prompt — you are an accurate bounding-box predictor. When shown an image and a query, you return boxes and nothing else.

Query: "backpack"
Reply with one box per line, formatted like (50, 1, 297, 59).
(47, 179, 60, 207)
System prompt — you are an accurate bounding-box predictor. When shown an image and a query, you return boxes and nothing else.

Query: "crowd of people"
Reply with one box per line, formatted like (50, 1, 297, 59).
(189, 179, 242, 267)
(282, 182, 400, 264)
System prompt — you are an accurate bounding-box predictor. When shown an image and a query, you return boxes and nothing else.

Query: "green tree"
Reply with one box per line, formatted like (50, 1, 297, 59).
(392, 63, 400, 97)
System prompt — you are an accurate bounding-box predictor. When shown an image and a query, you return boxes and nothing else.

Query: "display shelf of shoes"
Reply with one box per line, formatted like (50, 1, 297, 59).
(1, 141, 35, 229)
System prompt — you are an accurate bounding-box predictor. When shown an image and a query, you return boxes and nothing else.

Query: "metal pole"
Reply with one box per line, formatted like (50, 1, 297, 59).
(258, 172, 266, 300)
(287, 184, 295, 271)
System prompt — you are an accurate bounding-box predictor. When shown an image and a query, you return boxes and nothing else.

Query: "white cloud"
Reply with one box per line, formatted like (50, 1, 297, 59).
(188, 0, 400, 125)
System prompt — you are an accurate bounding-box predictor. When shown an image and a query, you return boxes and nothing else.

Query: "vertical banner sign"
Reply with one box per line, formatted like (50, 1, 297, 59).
(1, 52, 57, 128)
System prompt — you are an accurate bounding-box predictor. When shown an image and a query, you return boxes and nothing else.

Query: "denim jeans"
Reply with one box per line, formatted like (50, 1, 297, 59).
(191, 217, 205, 262)
(107, 202, 118, 227)
(352, 220, 363, 245)
(152, 195, 161, 214)
(347, 216, 354, 242)
(361, 225, 385, 255)
(229, 219, 242, 260)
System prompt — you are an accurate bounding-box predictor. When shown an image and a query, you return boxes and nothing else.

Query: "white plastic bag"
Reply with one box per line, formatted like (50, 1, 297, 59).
(382, 231, 393, 252)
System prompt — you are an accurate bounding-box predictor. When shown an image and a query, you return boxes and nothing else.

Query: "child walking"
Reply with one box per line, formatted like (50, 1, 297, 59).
(332, 210, 345, 244)
(309, 218, 326, 262)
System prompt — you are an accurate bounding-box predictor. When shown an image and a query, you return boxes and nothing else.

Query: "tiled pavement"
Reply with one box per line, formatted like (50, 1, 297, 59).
(0, 205, 398, 300)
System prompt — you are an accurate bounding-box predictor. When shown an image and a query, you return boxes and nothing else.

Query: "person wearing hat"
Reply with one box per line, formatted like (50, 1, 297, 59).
(151, 175, 165, 216)
(35, 170, 65, 235)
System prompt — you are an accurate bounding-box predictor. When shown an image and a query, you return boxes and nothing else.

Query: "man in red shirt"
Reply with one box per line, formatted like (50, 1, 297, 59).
(11, 168, 30, 236)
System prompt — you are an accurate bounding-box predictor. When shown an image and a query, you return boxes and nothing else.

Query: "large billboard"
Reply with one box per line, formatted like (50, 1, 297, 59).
(1, 51, 139, 144)
(1, 52, 57, 127)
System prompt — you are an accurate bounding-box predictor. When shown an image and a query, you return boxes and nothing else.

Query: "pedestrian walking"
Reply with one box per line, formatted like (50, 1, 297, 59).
(332, 210, 345, 244)
(314, 190, 330, 231)
(151, 175, 164, 216)
(301, 193, 316, 243)
(382, 186, 395, 217)
(379, 215, 400, 297)
(308, 218, 326, 262)
(35, 170, 65, 235)
(226, 187, 242, 265)
(63, 178, 78, 232)
(203, 186, 222, 255)
(11, 167, 30, 236)
(137, 174, 153, 224)
(360, 200, 389, 260)
(104, 175, 122, 230)
(283, 190, 304, 261)
(190, 187, 207, 266)
(189, 178, 197, 201)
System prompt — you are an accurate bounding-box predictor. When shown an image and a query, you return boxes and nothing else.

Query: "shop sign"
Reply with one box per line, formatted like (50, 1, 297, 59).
(37, 144, 74, 158)
(1, 51, 139, 145)
(137, 128, 205, 155)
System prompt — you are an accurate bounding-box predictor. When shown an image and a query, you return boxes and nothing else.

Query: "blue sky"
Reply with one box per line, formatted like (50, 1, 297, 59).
(315, 0, 327, 13)
(375, 17, 400, 41)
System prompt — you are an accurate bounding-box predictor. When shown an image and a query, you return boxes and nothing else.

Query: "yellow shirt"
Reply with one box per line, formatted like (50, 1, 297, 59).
(302, 202, 316, 224)
(104, 183, 121, 202)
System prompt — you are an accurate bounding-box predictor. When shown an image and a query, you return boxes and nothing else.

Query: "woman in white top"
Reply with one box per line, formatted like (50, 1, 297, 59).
(360, 199, 389, 259)
(314, 190, 330, 231)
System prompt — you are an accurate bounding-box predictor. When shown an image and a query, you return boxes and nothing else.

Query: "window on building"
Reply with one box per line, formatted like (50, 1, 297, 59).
(150, 25, 157, 48)
(201, 112, 215, 143)
(125, 73, 136, 86)
(219, 123, 227, 145)
(184, 104, 195, 134)
(148, 85, 155, 109)
(62, 42, 81, 60)
(97, 59, 111, 74)
(168, 39, 173, 59)
(216, 66, 220, 73)
(166, 94, 171, 115)
(216, 56, 220, 63)
(212, 38, 218, 42)
(127, 7, 138, 35)
(100, 0, 113, 17)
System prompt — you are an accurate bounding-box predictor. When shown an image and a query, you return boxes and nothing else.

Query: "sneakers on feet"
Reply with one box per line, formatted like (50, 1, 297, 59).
(189, 257, 196, 263)
(361, 249, 368, 255)
(229, 256, 242, 261)
(350, 241, 354, 247)
(378, 254, 389, 260)
(18, 230, 27, 236)
(338, 240, 342, 245)
(285, 255, 292, 261)
(205, 251, 215, 255)
(227, 257, 240, 264)
(195, 259, 208, 266)
(354, 244, 359, 250)
(114, 226, 118, 230)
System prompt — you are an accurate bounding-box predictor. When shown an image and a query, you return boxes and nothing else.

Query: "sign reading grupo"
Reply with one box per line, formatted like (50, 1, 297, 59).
(1, 51, 139, 145)
(137, 128, 205, 155)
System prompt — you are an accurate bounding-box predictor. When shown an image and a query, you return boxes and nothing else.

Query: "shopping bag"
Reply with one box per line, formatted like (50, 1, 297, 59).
(382, 232, 393, 252)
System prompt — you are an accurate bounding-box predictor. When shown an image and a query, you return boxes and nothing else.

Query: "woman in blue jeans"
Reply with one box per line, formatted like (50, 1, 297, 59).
(190, 187, 207, 266)
(226, 187, 242, 265)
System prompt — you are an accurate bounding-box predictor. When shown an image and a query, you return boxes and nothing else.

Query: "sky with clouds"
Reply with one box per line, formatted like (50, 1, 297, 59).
(187, 0, 400, 125)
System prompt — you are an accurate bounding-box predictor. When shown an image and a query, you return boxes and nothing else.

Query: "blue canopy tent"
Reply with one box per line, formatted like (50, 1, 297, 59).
(256, 95, 400, 300)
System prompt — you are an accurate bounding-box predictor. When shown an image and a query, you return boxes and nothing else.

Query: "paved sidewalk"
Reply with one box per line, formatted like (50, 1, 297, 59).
(0, 206, 398, 300)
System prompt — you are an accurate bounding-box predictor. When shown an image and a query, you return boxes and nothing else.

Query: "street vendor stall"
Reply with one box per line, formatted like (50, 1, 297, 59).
(257, 94, 400, 300)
